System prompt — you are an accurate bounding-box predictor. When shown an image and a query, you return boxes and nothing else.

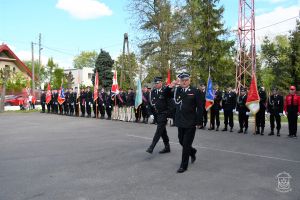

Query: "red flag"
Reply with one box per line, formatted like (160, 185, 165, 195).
(46, 83, 52, 104)
(111, 70, 119, 94)
(94, 71, 99, 101)
(166, 69, 171, 85)
(57, 86, 65, 105)
(246, 72, 260, 114)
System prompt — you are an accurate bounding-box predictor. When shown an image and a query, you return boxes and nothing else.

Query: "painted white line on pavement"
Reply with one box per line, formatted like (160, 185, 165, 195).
(127, 134, 300, 164)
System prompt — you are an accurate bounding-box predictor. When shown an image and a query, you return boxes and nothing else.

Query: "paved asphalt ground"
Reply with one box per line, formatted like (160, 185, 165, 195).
(0, 112, 299, 200)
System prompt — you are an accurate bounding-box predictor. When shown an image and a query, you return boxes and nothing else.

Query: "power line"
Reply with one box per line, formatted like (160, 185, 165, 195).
(256, 15, 299, 31)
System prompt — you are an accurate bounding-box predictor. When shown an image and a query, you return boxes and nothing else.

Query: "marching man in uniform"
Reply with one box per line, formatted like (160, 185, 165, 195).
(166, 73, 203, 173)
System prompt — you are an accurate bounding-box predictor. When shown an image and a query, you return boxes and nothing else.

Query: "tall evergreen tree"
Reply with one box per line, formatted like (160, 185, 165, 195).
(128, 0, 181, 79)
(289, 20, 300, 89)
(182, 0, 234, 86)
(93, 49, 114, 89)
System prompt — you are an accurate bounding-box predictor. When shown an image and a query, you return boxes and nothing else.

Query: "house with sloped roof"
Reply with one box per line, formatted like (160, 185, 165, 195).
(0, 43, 32, 79)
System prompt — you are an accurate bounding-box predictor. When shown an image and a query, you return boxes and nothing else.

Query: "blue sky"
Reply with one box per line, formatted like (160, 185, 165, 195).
(0, 0, 299, 68)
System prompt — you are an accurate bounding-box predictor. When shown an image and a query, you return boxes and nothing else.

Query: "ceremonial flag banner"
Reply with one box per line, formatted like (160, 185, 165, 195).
(135, 78, 143, 109)
(46, 83, 52, 104)
(76, 84, 80, 99)
(246, 72, 260, 114)
(57, 86, 65, 105)
(94, 71, 99, 102)
(167, 69, 171, 85)
(111, 70, 119, 94)
(205, 76, 214, 111)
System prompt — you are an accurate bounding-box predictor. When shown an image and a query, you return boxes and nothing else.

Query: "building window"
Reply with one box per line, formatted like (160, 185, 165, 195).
(88, 73, 93, 79)
(13, 67, 16, 73)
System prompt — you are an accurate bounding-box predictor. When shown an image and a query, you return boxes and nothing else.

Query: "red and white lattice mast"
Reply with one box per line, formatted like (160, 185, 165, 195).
(236, 0, 256, 93)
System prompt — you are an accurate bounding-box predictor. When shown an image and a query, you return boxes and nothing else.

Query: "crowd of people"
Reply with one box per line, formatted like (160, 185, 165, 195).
(40, 80, 299, 138)
(40, 74, 299, 173)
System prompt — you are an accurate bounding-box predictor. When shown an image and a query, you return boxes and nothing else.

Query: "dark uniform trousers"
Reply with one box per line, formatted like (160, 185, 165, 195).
(287, 105, 298, 136)
(41, 102, 46, 112)
(149, 112, 169, 149)
(210, 109, 220, 128)
(86, 102, 92, 116)
(224, 109, 234, 128)
(255, 108, 265, 128)
(47, 102, 51, 113)
(93, 102, 99, 117)
(178, 127, 197, 169)
(238, 111, 249, 129)
(270, 113, 281, 131)
(80, 101, 85, 116)
(202, 109, 208, 127)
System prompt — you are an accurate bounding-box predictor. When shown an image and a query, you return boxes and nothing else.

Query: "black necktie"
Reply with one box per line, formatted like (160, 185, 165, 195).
(291, 95, 294, 106)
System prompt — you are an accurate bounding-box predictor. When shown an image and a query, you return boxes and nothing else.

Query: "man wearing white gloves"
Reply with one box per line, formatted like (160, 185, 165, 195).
(267, 87, 284, 136)
(236, 88, 250, 134)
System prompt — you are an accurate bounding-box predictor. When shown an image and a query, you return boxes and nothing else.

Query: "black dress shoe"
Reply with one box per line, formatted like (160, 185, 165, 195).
(191, 155, 196, 164)
(238, 129, 243, 133)
(208, 127, 214, 130)
(177, 168, 186, 173)
(216, 127, 219, 131)
(146, 147, 153, 154)
(159, 146, 170, 154)
(222, 128, 227, 131)
(230, 128, 233, 132)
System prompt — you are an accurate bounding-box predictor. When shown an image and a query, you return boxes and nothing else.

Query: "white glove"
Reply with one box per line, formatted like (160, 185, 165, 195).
(279, 113, 283, 116)
(109, 106, 111, 108)
(235, 111, 239, 115)
(246, 112, 250, 116)
(150, 115, 154, 119)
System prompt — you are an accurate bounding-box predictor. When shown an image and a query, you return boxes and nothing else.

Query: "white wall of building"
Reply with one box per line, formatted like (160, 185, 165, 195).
(64, 67, 94, 88)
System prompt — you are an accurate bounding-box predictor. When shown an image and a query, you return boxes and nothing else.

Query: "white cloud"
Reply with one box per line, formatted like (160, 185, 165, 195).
(56, 0, 113, 20)
(256, 0, 289, 3)
(255, 5, 300, 44)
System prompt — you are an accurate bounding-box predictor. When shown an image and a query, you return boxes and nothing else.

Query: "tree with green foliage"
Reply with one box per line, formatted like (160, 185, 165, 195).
(73, 51, 98, 69)
(260, 35, 292, 93)
(23, 60, 47, 89)
(288, 20, 300, 89)
(0, 66, 11, 112)
(6, 72, 28, 93)
(181, 0, 234, 86)
(128, 0, 182, 80)
(114, 53, 139, 89)
(93, 49, 114, 89)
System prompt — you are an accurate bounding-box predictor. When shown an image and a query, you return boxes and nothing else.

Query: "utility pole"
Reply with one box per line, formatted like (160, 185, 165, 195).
(121, 33, 130, 89)
(38, 33, 42, 85)
(31, 42, 35, 94)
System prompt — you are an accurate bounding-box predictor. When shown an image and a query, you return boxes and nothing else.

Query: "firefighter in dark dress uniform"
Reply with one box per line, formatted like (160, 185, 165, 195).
(146, 77, 171, 154)
(208, 84, 222, 131)
(69, 88, 76, 116)
(80, 88, 86, 117)
(166, 72, 203, 173)
(267, 87, 284, 136)
(222, 86, 236, 132)
(141, 86, 150, 123)
(236, 88, 250, 134)
(255, 87, 267, 135)
(40, 90, 46, 113)
(198, 84, 207, 129)
(99, 88, 106, 119)
(85, 86, 93, 118)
